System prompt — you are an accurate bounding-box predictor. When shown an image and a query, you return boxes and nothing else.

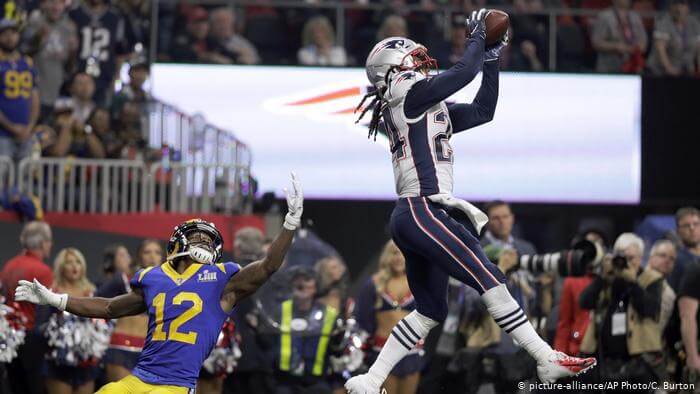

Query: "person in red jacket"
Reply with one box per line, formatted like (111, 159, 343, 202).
(0, 220, 54, 394)
(554, 231, 606, 356)
(555, 276, 594, 355)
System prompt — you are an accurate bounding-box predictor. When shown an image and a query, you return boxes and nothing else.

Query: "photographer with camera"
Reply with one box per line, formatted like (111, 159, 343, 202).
(579, 233, 666, 385)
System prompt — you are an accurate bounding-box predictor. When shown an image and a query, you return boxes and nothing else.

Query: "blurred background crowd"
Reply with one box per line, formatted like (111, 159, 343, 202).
(0, 0, 698, 162)
(1, 202, 699, 394)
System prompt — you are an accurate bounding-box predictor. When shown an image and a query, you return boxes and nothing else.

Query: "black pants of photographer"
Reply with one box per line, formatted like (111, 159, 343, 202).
(577, 355, 660, 393)
(6, 332, 46, 394)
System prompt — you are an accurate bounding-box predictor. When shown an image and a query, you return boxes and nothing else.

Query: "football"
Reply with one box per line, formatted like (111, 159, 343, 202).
(466, 9, 510, 45)
(485, 10, 510, 45)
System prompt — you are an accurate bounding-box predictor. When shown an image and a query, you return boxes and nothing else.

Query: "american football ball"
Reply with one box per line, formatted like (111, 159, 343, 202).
(466, 9, 510, 45)
(485, 10, 510, 45)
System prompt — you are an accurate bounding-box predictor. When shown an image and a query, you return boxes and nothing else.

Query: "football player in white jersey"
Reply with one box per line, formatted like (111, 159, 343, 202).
(345, 9, 596, 394)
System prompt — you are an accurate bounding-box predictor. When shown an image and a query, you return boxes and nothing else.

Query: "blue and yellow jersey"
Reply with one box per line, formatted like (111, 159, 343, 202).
(129, 261, 240, 389)
(0, 54, 36, 137)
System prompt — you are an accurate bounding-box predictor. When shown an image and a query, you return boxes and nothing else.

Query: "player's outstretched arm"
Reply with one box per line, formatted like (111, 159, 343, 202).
(447, 32, 507, 132)
(221, 173, 303, 309)
(15, 279, 146, 319)
(403, 9, 487, 119)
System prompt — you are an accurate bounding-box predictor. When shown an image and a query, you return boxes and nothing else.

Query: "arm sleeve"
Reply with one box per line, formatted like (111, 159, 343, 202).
(446, 60, 499, 133)
(554, 279, 574, 352)
(579, 276, 605, 310)
(403, 36, 485, 119)
(628, 279, 662, 319)
(355, 279, 377, 336)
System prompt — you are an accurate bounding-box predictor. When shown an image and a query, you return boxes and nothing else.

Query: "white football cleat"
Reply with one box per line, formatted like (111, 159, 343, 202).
(344, 374, 383, 394)
(537, 351, 597, 383)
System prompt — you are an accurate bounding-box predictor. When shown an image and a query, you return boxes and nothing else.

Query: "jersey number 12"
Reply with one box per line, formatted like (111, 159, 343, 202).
(152, 292, 202, 345)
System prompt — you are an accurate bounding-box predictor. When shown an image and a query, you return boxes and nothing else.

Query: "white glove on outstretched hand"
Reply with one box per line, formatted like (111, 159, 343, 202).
(15, 279, 68, 311)
(283, 172, 304, 230)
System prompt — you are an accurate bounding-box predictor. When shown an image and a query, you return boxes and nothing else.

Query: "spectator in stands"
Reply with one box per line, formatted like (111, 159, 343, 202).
(115, 0, 150, 54)
(668, 207, 700, 291)
(591, 0, 647, 73)
(508, 0, 547, 72)
(647, 0, 700, 76)
(297, 16, 347, 67)
(377, 15, 408, 41)
(86, 107, 120, 158)
(69, 0, 129, 105)
(113, 101, 146, 160)
(43, 98, 106, 158)
(0, 18, 39, 162)
(579, 233, 665, 384)
(0, 221, 53, 394)
(435, 14, 468, 68)
(356, 241, 422, 394)
(21, 0, 78, 120)
(69, 72, 96, 123)
(44, 247, 98, 394)
(230, 227, 274, 394)
(101, 243, 132, 284)
(111, 59, 150, 119)
(170, 6, 230, 64)
(647, 239, 677, 332)
(679, 258, 700, 379)
(209, 7, 260, 65)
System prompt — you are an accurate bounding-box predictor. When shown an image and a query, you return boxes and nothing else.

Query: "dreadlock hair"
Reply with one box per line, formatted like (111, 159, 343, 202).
(354, 86, 387, 141)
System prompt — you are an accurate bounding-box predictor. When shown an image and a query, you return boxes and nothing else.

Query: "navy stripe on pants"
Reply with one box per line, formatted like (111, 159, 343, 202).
(390, 197, 505, 322)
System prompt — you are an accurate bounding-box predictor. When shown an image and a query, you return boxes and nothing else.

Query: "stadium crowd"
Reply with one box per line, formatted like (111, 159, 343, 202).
(0, 203, 699, 394)
(0, 0, 699, 162)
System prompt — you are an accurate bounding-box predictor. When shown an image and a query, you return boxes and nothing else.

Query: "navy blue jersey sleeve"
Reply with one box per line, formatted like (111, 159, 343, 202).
(355, 279, 378, 336)
(404, 36, 485, 120)
(447, 61, 499, 132)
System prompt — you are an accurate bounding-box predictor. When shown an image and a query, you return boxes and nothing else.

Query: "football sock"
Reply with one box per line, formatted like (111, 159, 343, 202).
(366, 310, 437, 387)
(481, 284, 552, 363)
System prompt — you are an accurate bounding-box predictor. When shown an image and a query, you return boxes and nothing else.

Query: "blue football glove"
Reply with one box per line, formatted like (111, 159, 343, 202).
(465, 8, 487, 42)
(485, 28, 509, 62)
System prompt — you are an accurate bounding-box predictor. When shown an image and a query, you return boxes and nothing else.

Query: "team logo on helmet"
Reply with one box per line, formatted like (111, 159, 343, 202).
(166, 218, 224, 264)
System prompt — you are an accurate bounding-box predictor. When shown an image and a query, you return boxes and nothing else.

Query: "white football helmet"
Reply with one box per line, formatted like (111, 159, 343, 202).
(365, 37, 437, 89)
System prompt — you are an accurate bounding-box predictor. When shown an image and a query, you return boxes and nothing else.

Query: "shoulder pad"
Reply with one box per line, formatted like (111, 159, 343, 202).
(387, 71, 425, 102)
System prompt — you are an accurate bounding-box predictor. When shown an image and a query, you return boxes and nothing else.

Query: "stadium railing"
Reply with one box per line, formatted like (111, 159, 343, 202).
(16, 158, 250, 215)
(17, 158, 150, 214)
(0, 156, 14, 191)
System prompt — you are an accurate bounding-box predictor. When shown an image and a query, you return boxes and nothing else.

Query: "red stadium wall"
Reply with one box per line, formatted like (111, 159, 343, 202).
(0, 212, 265, 282)
(0, 211, 264, 252)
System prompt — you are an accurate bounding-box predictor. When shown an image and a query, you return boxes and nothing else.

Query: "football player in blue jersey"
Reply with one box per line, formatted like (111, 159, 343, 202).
(16, 173, 304, 394)
(345, 9, 595, 394)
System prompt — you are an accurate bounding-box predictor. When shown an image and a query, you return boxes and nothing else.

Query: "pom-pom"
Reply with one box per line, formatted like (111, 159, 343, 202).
(0, 299, 27, 363)
(44, 312, 113, 366)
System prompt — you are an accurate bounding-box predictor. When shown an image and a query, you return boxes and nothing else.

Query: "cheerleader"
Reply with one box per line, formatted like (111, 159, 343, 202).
(356, 241, 423, 394)
(98, 239, 163, 382)
(43, 248, 99, 394)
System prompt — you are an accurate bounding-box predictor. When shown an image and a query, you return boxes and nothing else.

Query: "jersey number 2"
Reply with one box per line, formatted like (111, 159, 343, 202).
(152, 292, 202, 345)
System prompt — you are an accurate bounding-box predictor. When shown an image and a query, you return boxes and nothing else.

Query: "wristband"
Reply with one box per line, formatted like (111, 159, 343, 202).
(283, 213, 300, 230)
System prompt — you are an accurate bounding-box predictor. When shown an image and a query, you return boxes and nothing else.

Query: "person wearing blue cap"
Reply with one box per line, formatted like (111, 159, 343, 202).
(0, 17, 39, 162)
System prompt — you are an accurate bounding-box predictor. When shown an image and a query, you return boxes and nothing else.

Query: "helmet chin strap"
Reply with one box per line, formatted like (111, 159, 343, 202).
(167, 247, 215, 265)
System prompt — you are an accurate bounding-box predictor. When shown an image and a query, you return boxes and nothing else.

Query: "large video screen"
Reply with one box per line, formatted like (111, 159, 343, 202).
(152, 64, 641, 204)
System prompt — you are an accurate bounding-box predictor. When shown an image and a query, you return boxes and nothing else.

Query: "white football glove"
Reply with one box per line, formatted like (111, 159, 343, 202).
(283, 172, 304, 230)
(14, 279, 68, 311)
